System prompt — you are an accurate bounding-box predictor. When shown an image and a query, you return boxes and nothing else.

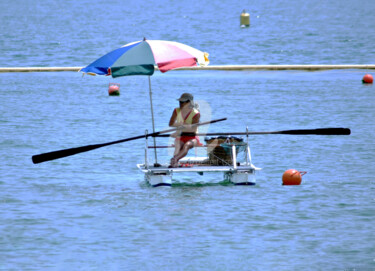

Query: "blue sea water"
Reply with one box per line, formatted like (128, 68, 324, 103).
(1, 0, 375, 270)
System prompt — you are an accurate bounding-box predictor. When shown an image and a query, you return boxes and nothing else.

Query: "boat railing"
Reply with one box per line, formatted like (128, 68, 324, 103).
(143, 128, 255, 168)
(144, 140, 253, 167)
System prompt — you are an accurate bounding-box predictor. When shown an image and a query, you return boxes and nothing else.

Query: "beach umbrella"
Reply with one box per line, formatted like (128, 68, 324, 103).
(80, 38, 209, 162)
(80, 38, 209, 77)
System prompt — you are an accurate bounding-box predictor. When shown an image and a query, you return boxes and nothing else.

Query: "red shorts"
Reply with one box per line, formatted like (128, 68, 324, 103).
(176, 136, 203, 146)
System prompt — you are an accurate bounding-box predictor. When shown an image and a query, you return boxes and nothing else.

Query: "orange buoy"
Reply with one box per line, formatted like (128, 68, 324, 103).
(362, 74, 373, 84)
(282, 169, 307, 185)
(108, 83, 120, 96)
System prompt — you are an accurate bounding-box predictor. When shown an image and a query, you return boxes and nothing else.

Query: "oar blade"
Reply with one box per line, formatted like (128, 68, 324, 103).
(280, 128, 351, 135)
(32, 144, 103, 164)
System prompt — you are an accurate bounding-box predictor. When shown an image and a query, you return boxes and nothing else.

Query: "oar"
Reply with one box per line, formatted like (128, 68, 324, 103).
(155, 127, 351, 137)
(32, 118, 227, 164)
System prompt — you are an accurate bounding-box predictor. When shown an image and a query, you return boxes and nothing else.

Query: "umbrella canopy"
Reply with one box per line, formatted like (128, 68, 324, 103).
(80, 39, 209, 77)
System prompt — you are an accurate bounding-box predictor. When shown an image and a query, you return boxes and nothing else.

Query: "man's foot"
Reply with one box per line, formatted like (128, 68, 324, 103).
(168, 157, 178, 168)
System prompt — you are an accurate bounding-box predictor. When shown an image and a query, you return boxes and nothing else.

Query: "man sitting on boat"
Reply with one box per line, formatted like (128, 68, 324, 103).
(168, 93, 202, 168)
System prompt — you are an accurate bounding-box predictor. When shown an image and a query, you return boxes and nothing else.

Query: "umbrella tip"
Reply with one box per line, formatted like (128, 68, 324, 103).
(143, 37, 146, 41)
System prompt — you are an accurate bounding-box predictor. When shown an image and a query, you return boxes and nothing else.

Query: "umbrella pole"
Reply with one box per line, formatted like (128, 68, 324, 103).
(148, 76, 158, 164)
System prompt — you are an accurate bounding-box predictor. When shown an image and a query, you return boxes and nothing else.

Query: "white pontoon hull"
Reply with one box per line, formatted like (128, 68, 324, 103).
(137, 161, 260, 187)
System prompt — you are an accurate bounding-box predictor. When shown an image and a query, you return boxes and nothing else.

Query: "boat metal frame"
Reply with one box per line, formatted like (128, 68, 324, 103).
(137, 129, 261, 187)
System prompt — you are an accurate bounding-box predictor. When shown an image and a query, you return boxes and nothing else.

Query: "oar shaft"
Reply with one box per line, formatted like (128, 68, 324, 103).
(273, 128, 351, 135)
(155, 128, 351, 137)
(202, 128, 351, 135)
(32, 118, 227, 164)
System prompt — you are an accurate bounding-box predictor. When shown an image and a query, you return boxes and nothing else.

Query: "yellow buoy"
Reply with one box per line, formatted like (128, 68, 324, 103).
(240, 9, 250, 27)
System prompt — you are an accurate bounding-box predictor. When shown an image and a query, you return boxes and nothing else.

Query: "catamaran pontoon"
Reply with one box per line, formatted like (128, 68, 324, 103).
(137, 130, 261, 187)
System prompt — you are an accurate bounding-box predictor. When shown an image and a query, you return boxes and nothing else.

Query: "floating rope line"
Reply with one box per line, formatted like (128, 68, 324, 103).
(1, 65, 375, 73)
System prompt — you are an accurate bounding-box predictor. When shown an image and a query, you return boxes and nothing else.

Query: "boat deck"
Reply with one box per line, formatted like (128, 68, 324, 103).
(137, 163, 260, 173)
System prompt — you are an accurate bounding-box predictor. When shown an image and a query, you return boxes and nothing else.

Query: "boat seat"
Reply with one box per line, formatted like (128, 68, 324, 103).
(179, 156, 209, 164)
